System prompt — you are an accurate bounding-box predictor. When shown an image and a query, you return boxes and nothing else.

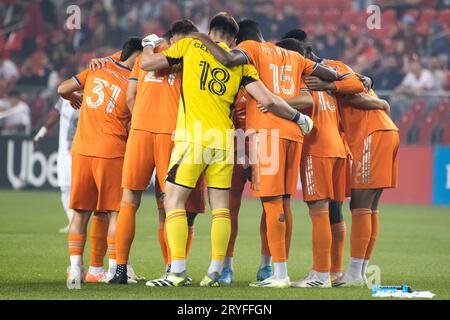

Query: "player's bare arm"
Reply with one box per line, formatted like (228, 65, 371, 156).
(245, 80, 313, 135)
(284, 91, 314, 110)
(140, 34, 169, 71)
(356, 73, 373, 89)
(57, 79, 82, 109)
(304, 74, 364, 94)
(126, 79, 138, 113)
(33, 109, 60, 147)
(190, 32, 247, 67)
(344, 92, 390, 113)
(309, 64, 338, 82)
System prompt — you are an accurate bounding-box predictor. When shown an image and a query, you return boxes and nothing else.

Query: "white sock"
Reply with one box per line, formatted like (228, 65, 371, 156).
(223, 256, 233, 270)
(89, 266, 104, 275)
(70, 255, 82, 272)
(362, 259, 369, 277)
(347, 257, 364, 279)
(108, 259, 117, 274)
(208, 259, 224, 275)
(171, 259, 186, 274)
(260, 255, 272, 268)
(314, 271, 330, 282)
(66, 209, 73, 223)
(273, 262, 288, 280)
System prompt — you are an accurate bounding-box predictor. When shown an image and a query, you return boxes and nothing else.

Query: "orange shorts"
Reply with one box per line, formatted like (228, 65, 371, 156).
(351, 130, 399, 189)
(70, 153, 123, 212)
(300, 156, 346, 202)
(122, 129, 205, 213)
(251, 133, 301, 197)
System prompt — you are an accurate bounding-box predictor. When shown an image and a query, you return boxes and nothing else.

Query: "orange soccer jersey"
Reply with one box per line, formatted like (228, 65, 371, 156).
(338, 88, 399, 189)
(237, 40, 318, 142)
(323, 59, 365, 95)
(129, 49, 180, 133)
(300, 89, 347, 202)
(70, 60, 131, 211)
(72, 61, 131, 158)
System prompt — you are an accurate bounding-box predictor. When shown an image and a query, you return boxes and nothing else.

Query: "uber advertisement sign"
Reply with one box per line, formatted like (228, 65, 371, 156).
(433, 146, 450, 205)
(0, 135, 58, 189)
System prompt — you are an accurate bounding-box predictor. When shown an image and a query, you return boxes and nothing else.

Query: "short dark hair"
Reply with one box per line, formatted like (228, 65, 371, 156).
(276, 38, 306, 56)
(120, 37, 143, 61)
(282, 29, 308, 42)
(162, 30, 173, 42)
(209, 13, 239, 38)
(236, 19, 261, 44)
(171, 18, 198, 36)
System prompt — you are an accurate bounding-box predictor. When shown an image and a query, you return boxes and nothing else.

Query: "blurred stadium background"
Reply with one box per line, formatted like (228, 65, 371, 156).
(1, 0, 449, 204)
(1, 0, 450, 300)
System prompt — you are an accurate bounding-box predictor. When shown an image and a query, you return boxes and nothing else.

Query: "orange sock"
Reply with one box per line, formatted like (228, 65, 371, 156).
(309, 208, 332, 273)
(115, 201, 138, 265)
(158, 221, 169, 265)
(89, 215, 108, 267)
(68, 233, 86, 257)
(262, 198, 286, 263)
(107, 236, 116, 260)
(365, 210, 379, 260)
(283, 198, 293, 258)
(260, 210, 270, 257)
(350, 208, 372, 259)
(163, 223, 172, 265)
(186, 225, 195, 257)
(330, 221, 346, 273)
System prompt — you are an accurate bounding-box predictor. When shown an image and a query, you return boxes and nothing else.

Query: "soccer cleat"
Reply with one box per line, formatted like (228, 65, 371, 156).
(249, 275, 290, 288)
(107, 264, 128, 284)
(127, 264, 144, 283)
(85, 271, 106, 283)
(219, 267, 234, 285)
(332, 272, 365, 288)
(66, 266, 84, 286)
(256, 265, 273, 281)
(362, 272, 368, 286)
(200, 272, 221, 287)
(291, 271, 331, 288)
(330, 272, 343, 283)
(146, 272, 191, 287)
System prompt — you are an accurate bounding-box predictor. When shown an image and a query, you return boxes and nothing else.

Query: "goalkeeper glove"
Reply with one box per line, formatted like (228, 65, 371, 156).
(142, 34, 163, 49)
(292, 111, 314, 136)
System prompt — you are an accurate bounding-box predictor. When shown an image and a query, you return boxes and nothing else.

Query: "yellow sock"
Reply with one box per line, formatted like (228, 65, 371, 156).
(165, 209, 188, 261)
(211, 208, 231, 261)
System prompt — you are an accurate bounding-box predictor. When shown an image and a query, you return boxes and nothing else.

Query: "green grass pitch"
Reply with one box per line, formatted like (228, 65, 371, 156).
(0, 190, 449, 300)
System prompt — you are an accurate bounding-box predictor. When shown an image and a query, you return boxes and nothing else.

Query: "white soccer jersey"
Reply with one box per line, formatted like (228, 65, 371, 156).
(54, 98, 79, 155)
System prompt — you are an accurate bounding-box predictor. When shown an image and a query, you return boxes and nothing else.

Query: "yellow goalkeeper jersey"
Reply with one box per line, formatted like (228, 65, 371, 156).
(162, 38, 259, 151)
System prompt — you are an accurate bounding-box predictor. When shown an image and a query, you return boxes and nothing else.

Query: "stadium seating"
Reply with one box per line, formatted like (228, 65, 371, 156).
(416, 109, 441, 145)
(438, 9, 450, 28)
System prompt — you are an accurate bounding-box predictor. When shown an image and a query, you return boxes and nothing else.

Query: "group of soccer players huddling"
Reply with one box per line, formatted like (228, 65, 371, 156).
(57, 11, 399, 289)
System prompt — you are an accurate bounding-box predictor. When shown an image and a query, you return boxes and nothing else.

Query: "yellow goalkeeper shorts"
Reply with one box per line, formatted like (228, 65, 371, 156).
(166, 141, 233, 189)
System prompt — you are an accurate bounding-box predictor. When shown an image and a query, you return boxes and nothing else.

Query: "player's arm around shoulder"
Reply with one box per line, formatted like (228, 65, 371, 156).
(244, 79, 314, 135)
(190, 32, 248, 67)
(284, 89, 314, 111)
(57, 72, 85, 110)
(140, 34, 173, 72)
(343, 90, 390, 113)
